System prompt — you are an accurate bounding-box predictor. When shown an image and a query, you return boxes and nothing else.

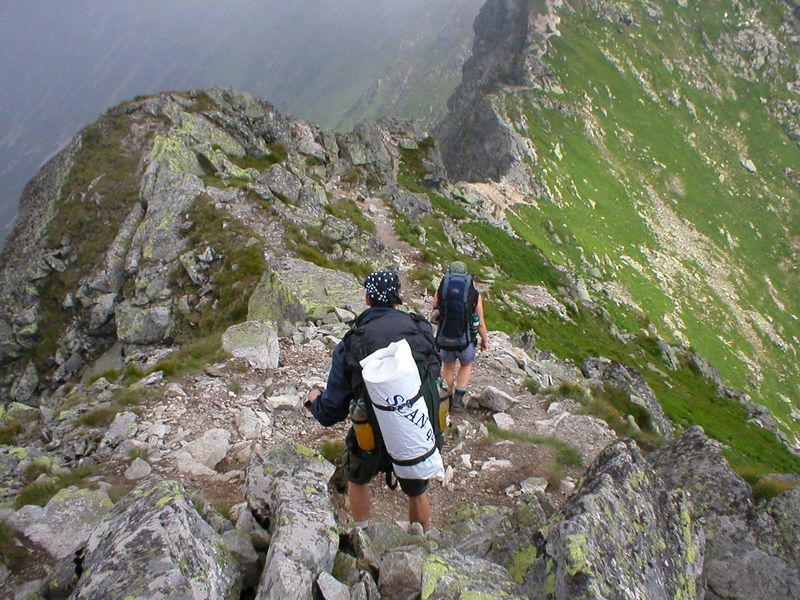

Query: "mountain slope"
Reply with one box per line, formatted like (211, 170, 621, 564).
(0, 0, 482, 246)
(438, 0, 800, 455)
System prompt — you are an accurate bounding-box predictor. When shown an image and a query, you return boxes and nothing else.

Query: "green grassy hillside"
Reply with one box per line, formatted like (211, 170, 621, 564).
(494, 1, 798, 451)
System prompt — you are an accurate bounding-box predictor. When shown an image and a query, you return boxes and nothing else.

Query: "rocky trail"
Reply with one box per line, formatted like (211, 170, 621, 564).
(94, 195, 603, 533)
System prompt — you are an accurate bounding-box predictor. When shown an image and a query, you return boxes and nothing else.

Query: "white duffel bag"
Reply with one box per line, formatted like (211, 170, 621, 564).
(360, 339, 444, 481)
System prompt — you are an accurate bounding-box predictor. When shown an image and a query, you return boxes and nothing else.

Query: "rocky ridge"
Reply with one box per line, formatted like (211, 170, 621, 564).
(1, 1, 799, 596)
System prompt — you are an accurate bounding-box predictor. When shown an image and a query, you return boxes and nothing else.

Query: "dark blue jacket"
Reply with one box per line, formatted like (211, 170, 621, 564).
(310, 306, 439, 427)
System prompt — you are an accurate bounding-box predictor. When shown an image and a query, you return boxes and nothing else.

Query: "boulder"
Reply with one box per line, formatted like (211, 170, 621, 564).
(379, 549, 427, 600)
(257, 163, 302, 203)
(115, 301, 174, 345)
(650, 427, 800, 599)
(236, 406, 264, 440)
(9, 486, 113, 560)
(100, 411, 139, 448)
(10, 361, 38, 405)
(390, 188, 432, 221)
(521, 439, 704, 599)
(124, 458, 152, 480)
(492, 413, 516, 430)
(421, 551, 525, 599)
(222, 320, 280, 369)
(247, 443, 338, 600)
(317, 571, 351, 600)
(580, 357, 673, 438)
(248, 258, 364, 327)
(183, 428, 231, 469)
(222, 528, 261, 590)
(475, 386, 517, 412)
(70, 479, 241, 599)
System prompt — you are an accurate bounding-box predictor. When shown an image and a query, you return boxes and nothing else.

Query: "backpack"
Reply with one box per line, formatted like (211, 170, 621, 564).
(342, 309, 444, 479)
(435, 273, 476, 351)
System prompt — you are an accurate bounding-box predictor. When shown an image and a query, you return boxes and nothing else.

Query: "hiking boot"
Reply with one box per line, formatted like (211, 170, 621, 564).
(452, 388, 467, 409)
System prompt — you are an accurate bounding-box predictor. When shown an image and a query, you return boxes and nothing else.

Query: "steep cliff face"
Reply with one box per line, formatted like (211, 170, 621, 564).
(436, 0, 561, 186)
(436, 0, 800, 454)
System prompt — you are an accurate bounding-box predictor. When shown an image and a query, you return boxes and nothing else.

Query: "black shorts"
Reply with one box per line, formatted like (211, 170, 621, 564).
(344, 444, 429, 498)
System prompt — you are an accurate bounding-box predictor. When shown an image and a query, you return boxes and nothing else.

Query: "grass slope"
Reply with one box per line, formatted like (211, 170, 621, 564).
(492, 0, 799, 456)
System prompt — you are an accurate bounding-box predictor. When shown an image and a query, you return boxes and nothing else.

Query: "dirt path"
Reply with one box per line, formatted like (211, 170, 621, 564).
(363, 195, 431, 306)
(123, 197, 586, 530)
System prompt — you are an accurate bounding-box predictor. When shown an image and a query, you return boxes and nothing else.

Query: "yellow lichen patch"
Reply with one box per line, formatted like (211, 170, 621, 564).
(563, 533, 589, 577)
(421, 555, 451, 599)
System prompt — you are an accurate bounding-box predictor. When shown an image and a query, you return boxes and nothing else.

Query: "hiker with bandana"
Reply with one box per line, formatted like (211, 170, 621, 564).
(305, 270, 443, 531)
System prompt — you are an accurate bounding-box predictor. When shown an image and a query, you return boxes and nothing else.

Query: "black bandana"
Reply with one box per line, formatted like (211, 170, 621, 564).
(364, 270, 402, 306)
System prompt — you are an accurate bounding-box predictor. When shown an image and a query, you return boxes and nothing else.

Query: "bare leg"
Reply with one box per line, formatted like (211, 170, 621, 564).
(455, 361, 474, 389)
(442, 361, 456, 391)
(408, 493, 430, 531)
(348, 482, 370, 523)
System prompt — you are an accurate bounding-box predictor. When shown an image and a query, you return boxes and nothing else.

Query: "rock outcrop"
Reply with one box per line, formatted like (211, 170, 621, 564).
(246, 442, 339, 599)
(521, 439, 704, 599)
(436, 0, 562, 186)
(651, 427, 800, 599)
(69, 478, 242, 599)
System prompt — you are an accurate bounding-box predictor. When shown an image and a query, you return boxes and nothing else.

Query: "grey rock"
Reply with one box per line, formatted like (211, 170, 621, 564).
(101, 411, 139, 448)
(236, 406, 264, 440)
(421, 550, 525, 599)
(258, 163, 302, 203)
(248, 258, 364, 328)
(651, 426, 800, 599)
(520, 476, 548, 495)
(389, 188, 432, 221)
(247, 443, 338, 600)
(115, 301, 174, 345)
(9, 486, 113, 560)
(316, 571, 351, 600)
(183, 428, 231, 469)
(12, 579, 45, 600)
(134, 370, 164, 386)
(526, 354, 583, 388)
(475, 386, 517, 412)
(174, 451, 218, 477)
(580, 357, 673, 438)
(88, 292, 117, 331)
(222, 528, 261, 590)
(180, 250, 207, 285)
(235, 505, 271, 552)
(379, 549, 426, 600)
(124, 458, 152, 480)
(10, 361, 38, 405)
(492, 413, 515, 430)
(523, 439, 704, 599)
(222, 320, 280, 370)
(70, 478, 241, 599)
(442, 504, 510, 558)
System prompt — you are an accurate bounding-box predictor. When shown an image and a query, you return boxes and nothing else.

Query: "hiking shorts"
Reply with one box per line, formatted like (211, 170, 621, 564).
(439, 342, 477, 365)
(344, 444, 429, 498)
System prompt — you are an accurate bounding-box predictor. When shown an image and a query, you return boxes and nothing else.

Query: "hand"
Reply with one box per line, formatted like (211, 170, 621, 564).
(304, 387, 322, 410)
(480, 337, 489, 352)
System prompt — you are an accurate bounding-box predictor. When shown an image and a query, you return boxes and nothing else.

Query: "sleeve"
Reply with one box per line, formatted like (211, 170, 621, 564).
(310, 341, 353, 426)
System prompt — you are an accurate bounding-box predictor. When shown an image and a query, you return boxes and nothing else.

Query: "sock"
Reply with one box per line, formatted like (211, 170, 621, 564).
(355, 519, 369, 529)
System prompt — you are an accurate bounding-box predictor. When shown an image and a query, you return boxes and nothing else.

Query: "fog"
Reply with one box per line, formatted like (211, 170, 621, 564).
(0, 0, 481, 247)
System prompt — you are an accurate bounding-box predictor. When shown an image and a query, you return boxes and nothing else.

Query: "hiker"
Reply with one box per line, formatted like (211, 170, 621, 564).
(431, 261, 488, 408)
(305, 270, 444, 531)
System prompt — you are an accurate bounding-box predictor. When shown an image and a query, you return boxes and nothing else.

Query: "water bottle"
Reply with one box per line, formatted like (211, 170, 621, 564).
(437, 377, 450, 431)
(469, 312, 480, 341)
(350, 398, 375, 451)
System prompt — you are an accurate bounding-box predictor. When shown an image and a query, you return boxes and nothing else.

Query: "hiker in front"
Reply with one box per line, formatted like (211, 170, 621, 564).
(305, 270, 444, 532)
(431, 261, 488, 409)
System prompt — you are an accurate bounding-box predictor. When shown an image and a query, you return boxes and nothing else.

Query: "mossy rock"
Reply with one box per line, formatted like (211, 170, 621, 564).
(248, 258, 364, 328)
